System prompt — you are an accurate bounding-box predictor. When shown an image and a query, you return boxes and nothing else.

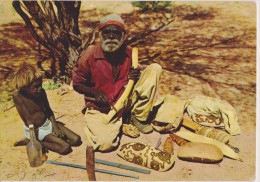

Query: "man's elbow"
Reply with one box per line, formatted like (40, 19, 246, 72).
(72, 83, 80, 92)
(72, 83, 83, 94)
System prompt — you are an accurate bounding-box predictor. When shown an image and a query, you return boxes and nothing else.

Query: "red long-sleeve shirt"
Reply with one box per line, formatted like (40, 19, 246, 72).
(72, 44, 132, 108)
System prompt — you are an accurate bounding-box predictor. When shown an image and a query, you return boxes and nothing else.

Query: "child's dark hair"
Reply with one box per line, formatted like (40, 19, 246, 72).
(12, 62, 43, 90)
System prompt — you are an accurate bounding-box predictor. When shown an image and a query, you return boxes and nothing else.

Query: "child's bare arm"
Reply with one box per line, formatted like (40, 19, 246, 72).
(42, 90, 65, 138)
(13, 92, 33, 126)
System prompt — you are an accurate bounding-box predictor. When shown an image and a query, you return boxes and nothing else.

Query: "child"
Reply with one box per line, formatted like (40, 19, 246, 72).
(12, 62, 82, 155)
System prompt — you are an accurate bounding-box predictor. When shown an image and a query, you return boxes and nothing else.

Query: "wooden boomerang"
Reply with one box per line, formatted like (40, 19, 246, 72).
(104, 47, 139, 124)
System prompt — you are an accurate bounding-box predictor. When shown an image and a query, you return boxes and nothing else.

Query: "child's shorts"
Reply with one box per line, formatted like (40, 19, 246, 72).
(24, 119, 53, 141)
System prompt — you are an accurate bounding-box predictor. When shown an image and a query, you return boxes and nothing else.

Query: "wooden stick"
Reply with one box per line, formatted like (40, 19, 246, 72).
(182, 116, 200, 131)
(155, 137, 162, 150)
(163, 137, 174, 154)
(86, 146, 96, 181)
(169, 134, 188, 146)
(46, 160, 139, 179)
(3, 105, 15, 112)
(104, 47, 139, 124)
(227, 143, 240, 153)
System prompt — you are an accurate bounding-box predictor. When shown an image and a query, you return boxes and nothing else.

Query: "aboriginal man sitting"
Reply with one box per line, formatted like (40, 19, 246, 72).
(72, 14, 162, 152)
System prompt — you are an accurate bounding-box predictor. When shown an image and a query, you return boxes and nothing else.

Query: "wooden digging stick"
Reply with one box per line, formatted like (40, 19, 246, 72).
(86, 145, 96, 181)
(104, 47, 139, 124)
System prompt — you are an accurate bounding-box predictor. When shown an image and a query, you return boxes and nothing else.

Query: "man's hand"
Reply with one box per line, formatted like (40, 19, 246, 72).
(128, 66, 141, 80)
(93, 89, 110, 105)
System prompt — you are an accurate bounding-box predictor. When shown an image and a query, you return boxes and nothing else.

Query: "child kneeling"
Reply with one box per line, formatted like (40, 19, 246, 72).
(12, 62, 82, 155)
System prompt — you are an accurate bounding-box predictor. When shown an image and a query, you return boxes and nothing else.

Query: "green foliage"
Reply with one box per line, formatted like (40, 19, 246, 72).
(42, 81, 60, 90)
(0, 90, 13, 103)
(132, 1, 173, 12)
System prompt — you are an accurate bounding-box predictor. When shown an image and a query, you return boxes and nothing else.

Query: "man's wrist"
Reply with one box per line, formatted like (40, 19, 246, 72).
(90, 88, 96, 97)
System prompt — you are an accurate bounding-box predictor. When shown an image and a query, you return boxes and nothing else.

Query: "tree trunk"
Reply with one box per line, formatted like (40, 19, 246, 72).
(12, 1, 174, 84)
(12, 0, 82, 83)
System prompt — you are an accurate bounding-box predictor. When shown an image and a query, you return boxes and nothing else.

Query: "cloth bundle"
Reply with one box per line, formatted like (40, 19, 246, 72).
(151, 95, 241, 136)
(185, 95, 241, 136)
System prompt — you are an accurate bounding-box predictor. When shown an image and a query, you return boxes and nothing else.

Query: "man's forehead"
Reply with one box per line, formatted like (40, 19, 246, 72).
(101, 24, 124, 31)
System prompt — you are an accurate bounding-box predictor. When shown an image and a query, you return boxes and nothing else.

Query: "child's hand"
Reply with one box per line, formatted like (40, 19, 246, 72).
(53, 130, 65, 138)
(53, 125, 65, 138)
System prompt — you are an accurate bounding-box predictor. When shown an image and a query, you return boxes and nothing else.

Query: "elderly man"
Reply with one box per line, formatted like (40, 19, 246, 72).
(72, 14, 162, 152)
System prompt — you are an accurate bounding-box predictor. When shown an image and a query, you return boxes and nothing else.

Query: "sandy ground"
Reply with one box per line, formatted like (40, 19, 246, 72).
(0, 87, 256, 181)
(0, 1, 257, 181)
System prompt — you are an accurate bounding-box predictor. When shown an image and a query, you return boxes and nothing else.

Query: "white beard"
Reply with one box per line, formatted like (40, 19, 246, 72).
(99, 32, 125, 52)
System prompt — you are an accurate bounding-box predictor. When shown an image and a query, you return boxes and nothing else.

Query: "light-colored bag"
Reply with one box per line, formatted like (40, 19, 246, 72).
(185, 95, 241, 136)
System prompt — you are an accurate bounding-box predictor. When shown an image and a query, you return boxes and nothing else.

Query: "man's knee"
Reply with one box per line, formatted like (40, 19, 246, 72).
(147, 63, 162, 75)
(70, 135, 82, 147)
(59, 143, 72, 155)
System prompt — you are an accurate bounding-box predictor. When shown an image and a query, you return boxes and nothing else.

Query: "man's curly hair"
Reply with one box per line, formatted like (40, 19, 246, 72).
(12, 62, 43, 90)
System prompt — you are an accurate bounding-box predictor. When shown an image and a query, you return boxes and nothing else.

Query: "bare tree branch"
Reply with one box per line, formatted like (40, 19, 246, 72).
(12, 1, 51, 51)
(126, 18, 175, 45)
(41, 1, 59, 26)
